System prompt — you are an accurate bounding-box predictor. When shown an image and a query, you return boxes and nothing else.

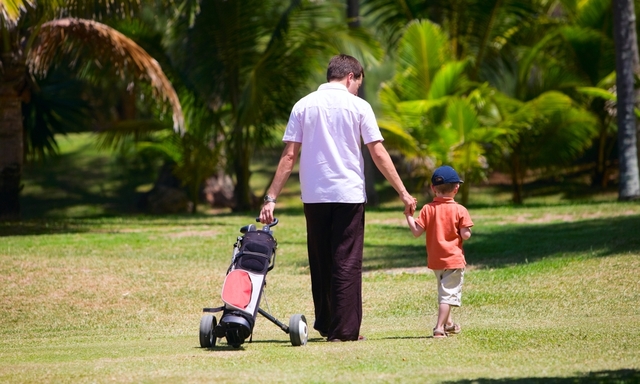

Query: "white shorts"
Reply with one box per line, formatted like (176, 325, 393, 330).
(433, 269, 464, 307)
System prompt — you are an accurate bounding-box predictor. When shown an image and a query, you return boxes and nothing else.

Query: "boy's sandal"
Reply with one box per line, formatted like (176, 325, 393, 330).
(444, 323, 461, 335)
(433, 329, 447, 338)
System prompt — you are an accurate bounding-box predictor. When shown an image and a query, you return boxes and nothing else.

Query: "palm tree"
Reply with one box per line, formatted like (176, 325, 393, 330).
(485, 90, 599, 203)
(174, 0, 379, 211)
(362, 0, 541, 83)
(523, 0, 629, 190)
(377, 20, 508, 204)
(0, 1, 184, 220)
(612, 0, 640, 199)
(361, 1, 548, 197)
(377, 17, 601, 204)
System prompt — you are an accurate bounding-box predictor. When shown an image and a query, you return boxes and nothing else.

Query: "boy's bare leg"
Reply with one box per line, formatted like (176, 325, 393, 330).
(434, 303, 451, 334)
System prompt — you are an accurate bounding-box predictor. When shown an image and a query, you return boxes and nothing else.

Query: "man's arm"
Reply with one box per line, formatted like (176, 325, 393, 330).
(259, 141, 301, 224)
(366, 140, 416, 214)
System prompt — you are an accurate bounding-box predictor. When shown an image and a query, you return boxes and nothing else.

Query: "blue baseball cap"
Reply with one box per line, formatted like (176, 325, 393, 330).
(431, 165, 463, 186)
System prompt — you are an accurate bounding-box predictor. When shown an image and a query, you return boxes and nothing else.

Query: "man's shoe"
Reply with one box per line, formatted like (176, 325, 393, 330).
(328, 335, 366, 342)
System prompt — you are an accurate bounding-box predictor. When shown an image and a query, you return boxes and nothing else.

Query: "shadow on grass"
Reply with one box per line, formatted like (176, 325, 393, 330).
(0, 213, 248, 237)
(466, 214, 640, 268)
(198, 338, 308, 351)
(363, 214, 640, 271)
(443, 369, 640, 384)
(0, 220, 91, 236)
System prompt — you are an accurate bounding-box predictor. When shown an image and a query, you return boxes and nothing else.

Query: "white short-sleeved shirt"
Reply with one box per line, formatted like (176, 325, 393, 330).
(283, 82, 384, 203)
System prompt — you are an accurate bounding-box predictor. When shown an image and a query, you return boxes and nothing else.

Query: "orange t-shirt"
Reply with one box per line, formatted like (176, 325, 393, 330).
(415, 197, 473, 270)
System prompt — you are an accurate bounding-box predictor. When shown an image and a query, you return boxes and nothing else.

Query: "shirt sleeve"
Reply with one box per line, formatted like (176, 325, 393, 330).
(415, 205, 428, 230)
(360, 102, 384, 145)
(459, 206, 474, 228)
(282, 107, 303, 143)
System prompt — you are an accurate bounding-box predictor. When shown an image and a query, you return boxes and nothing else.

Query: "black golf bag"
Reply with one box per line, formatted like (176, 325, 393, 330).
(216, 229, 275, 346)
(199, 218, 308, 349)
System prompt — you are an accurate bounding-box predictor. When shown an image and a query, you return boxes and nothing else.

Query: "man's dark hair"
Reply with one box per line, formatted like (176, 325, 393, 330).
(326, 54, 364, 82)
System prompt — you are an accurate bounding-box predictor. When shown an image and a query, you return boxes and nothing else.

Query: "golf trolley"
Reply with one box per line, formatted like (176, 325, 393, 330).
(199, 218, 308, 348)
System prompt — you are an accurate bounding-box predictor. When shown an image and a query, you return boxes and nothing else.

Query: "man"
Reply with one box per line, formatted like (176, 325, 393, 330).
(259, 54, 416, 342)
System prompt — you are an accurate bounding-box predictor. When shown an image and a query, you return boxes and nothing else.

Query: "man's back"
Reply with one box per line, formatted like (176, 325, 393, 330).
(283, 82, 382, 203)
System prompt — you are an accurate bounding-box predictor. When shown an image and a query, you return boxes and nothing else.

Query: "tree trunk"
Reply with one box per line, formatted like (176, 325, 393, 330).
(612, 0, 640, 200)
(510, 149, 523, 204)
(232, 123, 254, 212)
(591, 100, 610, 188)
(233, 152, 253, 212)
(0, 57, 26, 221)
(629, 0, 640, 195)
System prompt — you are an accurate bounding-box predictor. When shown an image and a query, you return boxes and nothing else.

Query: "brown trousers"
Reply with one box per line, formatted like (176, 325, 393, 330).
(304, 203, 365, 341)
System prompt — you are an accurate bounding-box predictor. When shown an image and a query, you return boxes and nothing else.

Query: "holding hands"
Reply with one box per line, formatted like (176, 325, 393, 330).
(401, 191, 417, 216)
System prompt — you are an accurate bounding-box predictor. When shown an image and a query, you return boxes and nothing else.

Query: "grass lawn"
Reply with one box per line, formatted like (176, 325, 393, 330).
(1, 133, 639, 383)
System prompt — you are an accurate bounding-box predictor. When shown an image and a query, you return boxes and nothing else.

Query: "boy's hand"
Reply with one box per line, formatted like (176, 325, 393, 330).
(401, 192, 417, 215)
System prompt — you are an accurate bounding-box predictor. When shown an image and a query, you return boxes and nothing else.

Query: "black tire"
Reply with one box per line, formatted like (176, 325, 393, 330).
(289, 314, 308, 346)
(199, 315, 217, 348)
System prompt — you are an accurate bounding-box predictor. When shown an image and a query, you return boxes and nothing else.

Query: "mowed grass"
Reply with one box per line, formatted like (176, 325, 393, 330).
(1, 201, 640, 383)
(3, 132, 640, 383)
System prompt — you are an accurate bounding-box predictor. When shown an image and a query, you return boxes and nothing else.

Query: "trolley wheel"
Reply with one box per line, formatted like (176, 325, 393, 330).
(289, 314, 308, 346)
(199, 315, 217, 348)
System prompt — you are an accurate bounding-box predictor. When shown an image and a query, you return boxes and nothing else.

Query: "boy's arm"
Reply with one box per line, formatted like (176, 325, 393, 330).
(460, 227, 471, 240)
(405, 213, 425, 238)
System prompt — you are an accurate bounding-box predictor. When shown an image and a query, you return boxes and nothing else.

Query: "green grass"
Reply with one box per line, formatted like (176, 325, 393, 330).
(2, 204, 640, 383)
(2, 133, 640, 383)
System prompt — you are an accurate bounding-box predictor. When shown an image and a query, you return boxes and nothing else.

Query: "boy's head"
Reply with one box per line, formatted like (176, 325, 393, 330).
(431, 166, 463, 195)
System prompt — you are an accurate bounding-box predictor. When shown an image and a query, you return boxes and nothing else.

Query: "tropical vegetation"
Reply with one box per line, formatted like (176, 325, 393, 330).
(1, 0, 639, 220)
(0, 0, 183, 221)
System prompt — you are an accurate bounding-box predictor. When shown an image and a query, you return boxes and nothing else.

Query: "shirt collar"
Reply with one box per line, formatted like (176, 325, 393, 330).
(318, 82, 349, 92)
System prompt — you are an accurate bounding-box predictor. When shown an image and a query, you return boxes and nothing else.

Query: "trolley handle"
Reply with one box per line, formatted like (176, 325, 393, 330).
(256, 217, 278, 231)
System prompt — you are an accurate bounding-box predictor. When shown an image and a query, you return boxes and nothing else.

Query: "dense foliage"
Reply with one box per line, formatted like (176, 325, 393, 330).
(2, 0, 639, 218)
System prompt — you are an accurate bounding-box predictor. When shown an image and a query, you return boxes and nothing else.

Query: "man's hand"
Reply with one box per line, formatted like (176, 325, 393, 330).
(259, 201, 276, 224)
(400, 191, 417, 215)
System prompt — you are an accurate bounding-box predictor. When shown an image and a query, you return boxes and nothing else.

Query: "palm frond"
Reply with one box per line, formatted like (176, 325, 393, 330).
(573, 0, 612, 29)
(23, 68, 92, 160)
(55, 0, 142, 20)
(395, 19, 451, 100)
(428, 60, 470, 99)
(361, 0, 429, 51)
(576, 86, 617, 101)
(0, 0, 33, 25)
(28, 18, 184, 133)
(95, 119, 172, 150)
(376, 117, 420, 155)
(559, 25, 615, 85)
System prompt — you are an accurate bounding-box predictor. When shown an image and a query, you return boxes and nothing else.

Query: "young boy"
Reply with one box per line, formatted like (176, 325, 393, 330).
(405, 165, 474, 338)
